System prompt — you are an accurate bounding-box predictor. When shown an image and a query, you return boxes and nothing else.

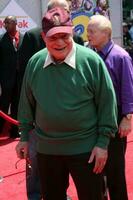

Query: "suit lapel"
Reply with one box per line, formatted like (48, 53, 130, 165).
(4, 32, 15, 51)
(17, 33, 23, 50)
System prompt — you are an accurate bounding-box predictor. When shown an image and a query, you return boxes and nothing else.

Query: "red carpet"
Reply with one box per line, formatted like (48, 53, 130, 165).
(0, 124, 133, 200)
(126, 133, 133, 200)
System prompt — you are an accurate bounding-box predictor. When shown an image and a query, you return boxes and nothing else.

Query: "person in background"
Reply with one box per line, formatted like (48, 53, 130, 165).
(93, 0, 110, 18)
(18, 27, 46, 95)
(18, 0, 84, 199)
(0, 84, 2, 97)
(123, 22, 132, 49)
(122, 22, 133, 62)
(0, 16, 23, 138)
(16, 6, 117, 200)
(87, 15, 133, 200)
(129, 19, 133, 41)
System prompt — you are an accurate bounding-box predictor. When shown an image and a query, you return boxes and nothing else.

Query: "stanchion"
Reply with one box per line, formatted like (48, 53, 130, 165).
(0, 110, 19, 125)
(0, 110, 19, 183)
(0, 176, 3, 183)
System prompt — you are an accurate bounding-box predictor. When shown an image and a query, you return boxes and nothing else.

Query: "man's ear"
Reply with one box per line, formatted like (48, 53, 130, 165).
(41, 31, 46, 42)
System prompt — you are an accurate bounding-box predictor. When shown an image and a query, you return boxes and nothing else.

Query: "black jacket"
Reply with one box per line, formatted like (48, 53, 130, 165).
(0, 32, 23, 90)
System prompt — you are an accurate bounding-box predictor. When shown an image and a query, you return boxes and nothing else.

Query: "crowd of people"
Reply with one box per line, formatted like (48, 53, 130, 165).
(0, 0, 133, 200)
(123, 19, 133, 60)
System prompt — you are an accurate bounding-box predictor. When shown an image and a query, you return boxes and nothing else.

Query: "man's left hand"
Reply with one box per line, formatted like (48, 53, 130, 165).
(119, 117, 132, 138)
(88, 146, 108, 174)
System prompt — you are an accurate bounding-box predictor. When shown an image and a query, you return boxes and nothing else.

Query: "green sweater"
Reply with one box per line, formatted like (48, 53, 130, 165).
(18, 44, 117, 155)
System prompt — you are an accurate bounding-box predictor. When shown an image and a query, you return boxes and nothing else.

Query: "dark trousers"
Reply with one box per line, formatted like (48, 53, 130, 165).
(0, 78, 19, 136)
(37, 152, 103, 200)
(26, 132, 42, 200)
(105, 135, 128, 200)
(26, 131, 70, 200)
(104, 108, 128, 200)
(0, 86, 12, 133)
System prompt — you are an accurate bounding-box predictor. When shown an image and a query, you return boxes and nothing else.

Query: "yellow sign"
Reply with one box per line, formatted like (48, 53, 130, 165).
(72, 12, 90, 41)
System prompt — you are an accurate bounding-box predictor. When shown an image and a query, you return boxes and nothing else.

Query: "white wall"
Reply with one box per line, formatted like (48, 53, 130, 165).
(41, 0, 49, 15)
(0, 0, 42, 29)
(109, 0, 123, 45)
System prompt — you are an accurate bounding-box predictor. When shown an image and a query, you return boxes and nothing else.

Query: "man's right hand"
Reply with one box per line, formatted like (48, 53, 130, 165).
(15, 141, 28, 159)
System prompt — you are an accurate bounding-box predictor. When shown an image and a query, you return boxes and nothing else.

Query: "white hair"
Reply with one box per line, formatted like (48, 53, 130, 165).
(89, 15, 112, 37)
(47, 0, 69, 11)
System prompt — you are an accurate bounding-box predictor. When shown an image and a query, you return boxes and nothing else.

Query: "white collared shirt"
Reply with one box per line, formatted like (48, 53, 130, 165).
(43, 42, 76, 69)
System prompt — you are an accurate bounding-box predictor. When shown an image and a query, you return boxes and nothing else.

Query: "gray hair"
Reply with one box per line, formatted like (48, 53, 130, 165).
(89, 15, 112, 37)
(47, 0, 69, 11)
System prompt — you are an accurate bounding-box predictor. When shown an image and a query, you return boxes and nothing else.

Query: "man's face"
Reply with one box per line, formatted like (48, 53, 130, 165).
(87, 23, 107, 50)
(98, 0, 107, 7)
(44, 33, 73, 62)
(4, 18, 17, 33)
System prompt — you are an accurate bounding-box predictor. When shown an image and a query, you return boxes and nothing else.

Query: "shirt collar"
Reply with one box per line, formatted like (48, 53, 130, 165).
(43, 42, 76, 69)
(9, 31, 19, 40)
(99, 40, 114, 56)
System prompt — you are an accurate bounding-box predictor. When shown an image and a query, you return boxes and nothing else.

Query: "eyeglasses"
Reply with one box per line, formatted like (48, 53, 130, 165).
(15, 158, 32, 169)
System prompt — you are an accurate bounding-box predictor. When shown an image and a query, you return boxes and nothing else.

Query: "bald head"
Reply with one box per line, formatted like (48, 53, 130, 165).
(87, 15, 112, 50)
(4, 15, 17, 24)
(4, 15, 17, 34)
(47, 0, 70, 11)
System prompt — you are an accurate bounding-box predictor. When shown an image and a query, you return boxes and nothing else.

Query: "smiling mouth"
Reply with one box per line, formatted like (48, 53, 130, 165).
(54, 47, 66, 51)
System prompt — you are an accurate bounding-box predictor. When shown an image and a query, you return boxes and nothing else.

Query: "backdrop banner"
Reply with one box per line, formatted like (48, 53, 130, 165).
(0, 0, 37, 34)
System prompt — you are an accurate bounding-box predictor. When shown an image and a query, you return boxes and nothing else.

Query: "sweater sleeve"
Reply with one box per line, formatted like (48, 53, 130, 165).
(18, 60, 35, 142)
(93, 58, 118, 149)
(120, 55, 133, 115)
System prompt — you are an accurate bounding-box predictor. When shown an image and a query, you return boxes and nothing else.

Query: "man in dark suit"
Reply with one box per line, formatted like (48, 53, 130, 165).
(0, 16, 23, 138)
(18, 27, 46, 91)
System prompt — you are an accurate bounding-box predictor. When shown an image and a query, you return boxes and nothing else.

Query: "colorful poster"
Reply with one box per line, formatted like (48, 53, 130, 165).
(0, 0, 37, 34)
(70, 0, 110, 41)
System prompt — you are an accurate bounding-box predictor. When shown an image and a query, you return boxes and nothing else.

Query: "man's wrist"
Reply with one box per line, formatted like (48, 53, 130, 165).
(124, 114, 132, 120)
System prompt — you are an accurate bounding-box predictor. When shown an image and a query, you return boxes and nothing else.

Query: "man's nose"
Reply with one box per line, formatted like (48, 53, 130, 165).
(55, 38, 65, 45)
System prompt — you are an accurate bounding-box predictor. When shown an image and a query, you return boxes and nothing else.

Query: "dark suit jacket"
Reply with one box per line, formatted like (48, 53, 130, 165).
(19, 27, 46, 80)
(0, 32, 23, 90)
(18, 27, 46, 90)
(73, 34, 84, 46)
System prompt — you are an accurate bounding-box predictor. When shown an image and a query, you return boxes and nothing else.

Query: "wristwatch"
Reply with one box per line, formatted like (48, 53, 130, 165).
(125, 114, 132, 120)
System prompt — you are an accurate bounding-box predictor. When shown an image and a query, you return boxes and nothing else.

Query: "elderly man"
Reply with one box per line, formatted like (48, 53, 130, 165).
(19, 1, 83, 199)
(87, 15, 133, 200)
(16, 7, 117, 200)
